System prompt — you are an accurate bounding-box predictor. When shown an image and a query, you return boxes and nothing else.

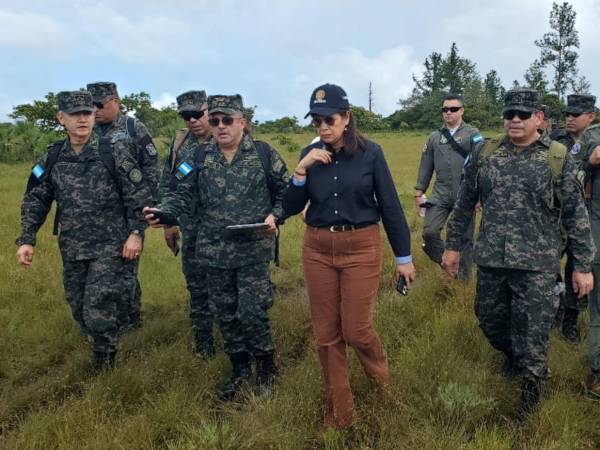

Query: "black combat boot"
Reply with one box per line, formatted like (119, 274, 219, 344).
(517, 378, 541, 419)
(561, 309, 580, 344)
(219, 352, 252, 401)
(194, 330, 216, 360)
(92, 351, 117, 371)
(255, 353, 279, 399)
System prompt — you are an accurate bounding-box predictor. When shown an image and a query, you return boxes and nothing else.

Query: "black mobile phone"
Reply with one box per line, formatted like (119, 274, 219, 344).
(151, 210, 179, 226)
(396, 277, 408, 296)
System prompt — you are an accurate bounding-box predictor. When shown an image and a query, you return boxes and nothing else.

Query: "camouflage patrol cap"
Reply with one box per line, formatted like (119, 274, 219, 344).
(207, 94, 244, 115)
(502, 89, 542, 114)
(86, 82, 119, 103)
(57, 91, 94, 114)
(176, 90, 207, 113)
(540, 104, 552, 118)
(565, 94, 596, 114)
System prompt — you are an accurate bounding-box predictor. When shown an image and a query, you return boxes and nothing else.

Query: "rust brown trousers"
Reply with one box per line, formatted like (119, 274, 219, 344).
(303, 224, 389, 428)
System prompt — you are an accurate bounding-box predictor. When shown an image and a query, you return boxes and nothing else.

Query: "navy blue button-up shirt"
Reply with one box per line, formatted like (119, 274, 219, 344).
(282, 139, 411, 258)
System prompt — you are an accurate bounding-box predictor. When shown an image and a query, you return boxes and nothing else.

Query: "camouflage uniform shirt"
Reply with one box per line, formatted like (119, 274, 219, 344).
(17, 134, 150, 260)
(161, 133, 288, 269)
(446, 134, 595, 273)
(96, 112, 160, 203)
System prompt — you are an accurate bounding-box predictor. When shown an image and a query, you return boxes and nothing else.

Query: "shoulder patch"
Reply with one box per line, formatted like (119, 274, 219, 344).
(472, 133, 483, 144)
(32, 164, 45, 179)
(175, 161, 193, 180)
(570, 143, 581, 155)
(145, 142, 157, 156)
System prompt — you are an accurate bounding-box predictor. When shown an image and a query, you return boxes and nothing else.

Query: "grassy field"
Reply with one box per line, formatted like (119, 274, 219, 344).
(1, 131, 599, 449)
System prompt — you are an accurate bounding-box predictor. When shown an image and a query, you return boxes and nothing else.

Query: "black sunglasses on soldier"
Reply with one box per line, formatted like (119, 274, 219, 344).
(180, 110, 206, 121)
(441, 106, 462, 113)
(565, 112, 583, 118)
(503, 110, 533, 121)
(93, 102, 104, 109)
(208, 116, 236, 127)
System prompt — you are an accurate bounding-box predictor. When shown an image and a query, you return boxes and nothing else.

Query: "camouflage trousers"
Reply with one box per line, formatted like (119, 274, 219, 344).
(588, 264, 600, 371)
(182, 240, 213, 342)
(423, 204, 474, 280)
(206, 262, 274, 356)
(63, 256, 135, 353)
(475, 266, 558, 380)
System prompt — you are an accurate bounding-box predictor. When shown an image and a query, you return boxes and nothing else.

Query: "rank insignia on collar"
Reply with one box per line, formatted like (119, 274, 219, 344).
(175, 161, 193, 180)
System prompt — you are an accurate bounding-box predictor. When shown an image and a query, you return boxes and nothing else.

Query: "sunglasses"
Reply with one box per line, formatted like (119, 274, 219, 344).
(441, 106, 462, 113)
(180, 110, 206, 121)
(565, 112, 584, 118)
(93, 102, 105, 109)
(208, 116, 236, 127)
(503, 110, 533, 121)
(312, 116, 338, 127)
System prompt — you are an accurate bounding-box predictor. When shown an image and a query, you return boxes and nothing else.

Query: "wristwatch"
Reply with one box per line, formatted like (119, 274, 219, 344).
(131, 229, 142, 236)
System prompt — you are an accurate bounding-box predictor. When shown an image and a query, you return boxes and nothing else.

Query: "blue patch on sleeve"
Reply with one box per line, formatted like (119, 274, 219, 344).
(177, 161, 193, 177)
(32, 164, 45, 179)
(472, 134, 483, 143)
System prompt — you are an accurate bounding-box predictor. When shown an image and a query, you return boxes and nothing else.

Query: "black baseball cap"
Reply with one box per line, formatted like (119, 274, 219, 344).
(304, 83, 350, 118)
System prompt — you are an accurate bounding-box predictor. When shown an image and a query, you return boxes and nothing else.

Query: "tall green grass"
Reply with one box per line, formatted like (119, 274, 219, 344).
(1, 132, 599, 449)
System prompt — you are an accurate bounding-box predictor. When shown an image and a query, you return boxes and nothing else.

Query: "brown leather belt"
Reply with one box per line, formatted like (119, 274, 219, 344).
(324, 223, 373, 233)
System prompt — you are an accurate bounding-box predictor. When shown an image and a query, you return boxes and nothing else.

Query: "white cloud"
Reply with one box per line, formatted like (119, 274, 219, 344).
(152, 92, 177, 109)
(0, 10, 71, 54)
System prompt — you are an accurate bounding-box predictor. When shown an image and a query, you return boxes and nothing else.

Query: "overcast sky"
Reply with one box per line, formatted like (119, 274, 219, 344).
(2, 0, 600, 123)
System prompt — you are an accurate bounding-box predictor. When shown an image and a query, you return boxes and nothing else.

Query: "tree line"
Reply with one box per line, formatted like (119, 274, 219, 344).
(0, 2, 592, 162)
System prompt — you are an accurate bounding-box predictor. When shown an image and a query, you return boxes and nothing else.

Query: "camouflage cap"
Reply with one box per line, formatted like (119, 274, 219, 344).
(176, 90, 207, 113)
(565, 94, 596, 114)
(540, 104, 552, 118)
(502, 89, 542, 114)
(208, 94, 244, 115)
(57, 91, 94, 114)
(86, 82, 119, 103)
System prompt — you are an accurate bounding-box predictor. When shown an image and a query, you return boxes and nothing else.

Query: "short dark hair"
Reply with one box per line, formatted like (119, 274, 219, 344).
(443, 93, 464, 105)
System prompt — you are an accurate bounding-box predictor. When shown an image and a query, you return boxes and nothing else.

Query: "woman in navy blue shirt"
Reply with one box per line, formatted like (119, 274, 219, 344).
(283, 83, 415, 429)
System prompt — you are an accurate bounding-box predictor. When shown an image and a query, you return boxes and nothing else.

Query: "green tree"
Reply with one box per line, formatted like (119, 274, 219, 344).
(10, 92, 59, 132)
(442, 43, 479, 94)
(524, 59, 549, 93)
(535, 1, 580, 100)
(351, 106, 389, 131)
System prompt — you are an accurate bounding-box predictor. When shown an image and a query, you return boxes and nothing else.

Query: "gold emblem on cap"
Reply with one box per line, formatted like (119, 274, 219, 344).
(315, 90, 326, 101)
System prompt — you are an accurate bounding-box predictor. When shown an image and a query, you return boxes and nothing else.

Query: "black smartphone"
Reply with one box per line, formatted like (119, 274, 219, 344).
(150, 210, 179, 226)
(396, 276, 408, 296)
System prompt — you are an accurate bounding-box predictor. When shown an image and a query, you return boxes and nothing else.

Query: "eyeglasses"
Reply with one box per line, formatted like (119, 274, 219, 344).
(312, 116, 337, 127)
(441, 106, 462, 113)
(93, 102, 105, 109)
(565, 112, 583, 118)
(180, 110, 206, 121)
(503, 110, 533, 121)
(208, 116, 236, 127)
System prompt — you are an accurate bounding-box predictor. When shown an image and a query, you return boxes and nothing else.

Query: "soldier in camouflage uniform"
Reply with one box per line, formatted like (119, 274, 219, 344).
(87, 82, 160, 330)
(578, 123, 600, 398)
(145, 94, 288, 399)
(15, 91, 151, 368)
(442, 89, 595, 417)
(549, 95, 597, 343)
(415, 93, 483, 280)
(158, 90, 215, 358)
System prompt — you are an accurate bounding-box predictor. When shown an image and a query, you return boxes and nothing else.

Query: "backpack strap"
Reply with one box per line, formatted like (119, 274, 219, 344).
(440, 128, 469, 159)
(31, 140, 64, 236)
(170, 129, 191, 172)
(254, 140, 274, 197)
(548, 140, 567, 209)
(98, 137, 121, 188)
(126, 116, 137, 139)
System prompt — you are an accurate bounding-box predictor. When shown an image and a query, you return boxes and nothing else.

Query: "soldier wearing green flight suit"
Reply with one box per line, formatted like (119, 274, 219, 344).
(443, 89, 595, 417)
(550, 94, 597, 343)
(87, 81, 160, 331)
(158, 90, 215, 358)
(145, 94, 289, 400)
(16, 91, 152, 368)
(415, 93, 483, 280)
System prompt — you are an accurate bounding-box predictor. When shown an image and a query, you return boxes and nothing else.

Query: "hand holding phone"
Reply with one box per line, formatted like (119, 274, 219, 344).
(396, 276, 408, 296)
